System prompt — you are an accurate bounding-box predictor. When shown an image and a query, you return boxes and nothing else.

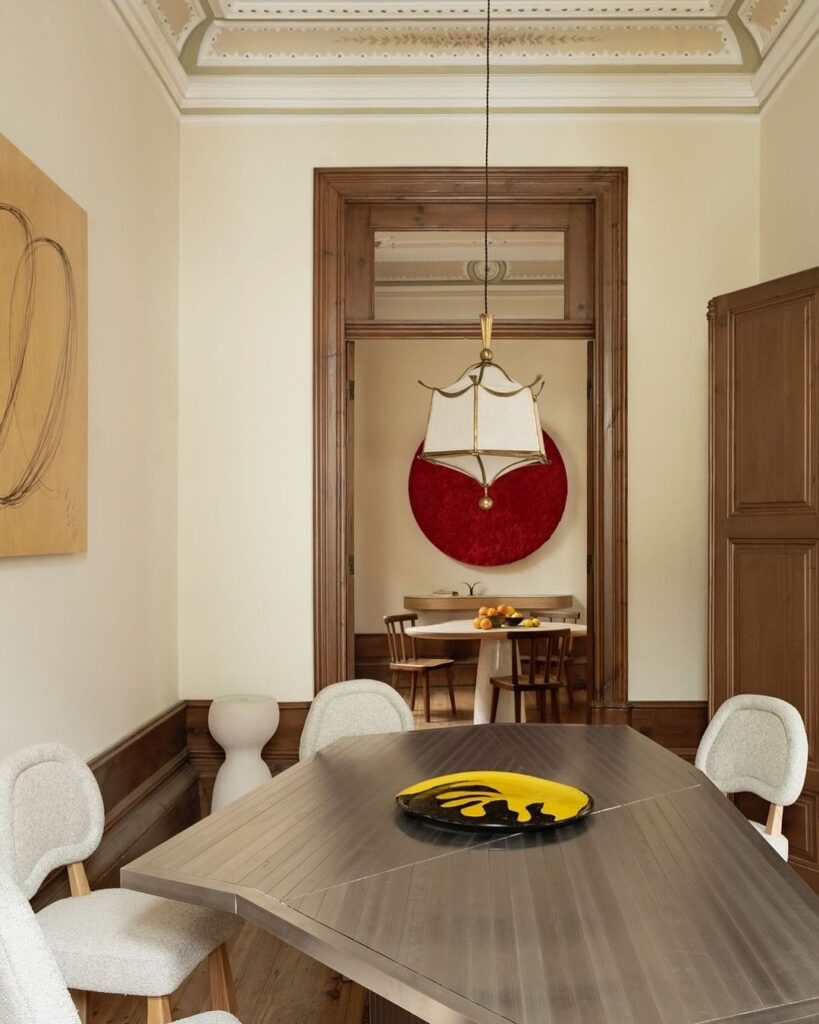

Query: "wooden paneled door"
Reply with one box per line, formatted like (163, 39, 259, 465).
(709, 267, 819, 892)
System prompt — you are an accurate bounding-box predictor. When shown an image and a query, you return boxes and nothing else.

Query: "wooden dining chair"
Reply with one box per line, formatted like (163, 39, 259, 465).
(384, 614, 457, 722)
(489, 629, 571, 724)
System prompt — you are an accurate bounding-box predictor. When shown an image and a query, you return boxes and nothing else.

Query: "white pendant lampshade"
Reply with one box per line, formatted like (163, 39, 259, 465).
(418, 9, 548, 511)
(419, 314, 547, 509)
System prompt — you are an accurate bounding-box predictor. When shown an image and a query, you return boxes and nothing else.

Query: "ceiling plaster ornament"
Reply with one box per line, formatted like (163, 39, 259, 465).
(208, 0, 735, 19)
(739, 0, 800, 54)
(111, 0, 819, 112)
(199, 20, 741, 66)
(147, 0, 206, 51)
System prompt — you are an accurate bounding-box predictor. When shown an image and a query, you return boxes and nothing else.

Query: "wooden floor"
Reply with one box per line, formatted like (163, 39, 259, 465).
(95, 683, 586, 1024)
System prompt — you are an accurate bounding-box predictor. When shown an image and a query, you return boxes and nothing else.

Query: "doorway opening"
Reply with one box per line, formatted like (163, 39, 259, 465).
(313, 167, 628, 725)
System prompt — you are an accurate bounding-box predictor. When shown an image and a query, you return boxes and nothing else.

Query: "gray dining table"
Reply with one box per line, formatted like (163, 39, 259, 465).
(121, 724, 819, 1024)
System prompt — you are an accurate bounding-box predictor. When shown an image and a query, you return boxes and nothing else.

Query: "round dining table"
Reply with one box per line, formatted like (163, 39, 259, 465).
(406, 617, 587, 724)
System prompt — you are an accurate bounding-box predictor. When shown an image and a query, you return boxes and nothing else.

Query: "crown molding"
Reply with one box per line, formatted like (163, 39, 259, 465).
(739, 0, 799, 56)
(111, 0, 819, 115)
(147, 0, 206, 51)
(180, 70, 758, 115)
(111, 0, 190, 107)
(753, 0, 819, 108)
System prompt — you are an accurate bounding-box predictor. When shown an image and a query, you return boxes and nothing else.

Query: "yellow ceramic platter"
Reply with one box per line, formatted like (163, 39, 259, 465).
(396, 770, 593, 831)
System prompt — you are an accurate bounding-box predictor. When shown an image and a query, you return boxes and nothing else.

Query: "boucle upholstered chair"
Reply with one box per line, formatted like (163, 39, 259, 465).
(0, 865, 240, 1024)
(695, 695, 808, 861)
(0, 744, 240, 1024)
(299, 679, 415, 760)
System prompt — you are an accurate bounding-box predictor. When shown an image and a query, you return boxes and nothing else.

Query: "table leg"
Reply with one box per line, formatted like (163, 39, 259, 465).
(473, 637, 525, 724)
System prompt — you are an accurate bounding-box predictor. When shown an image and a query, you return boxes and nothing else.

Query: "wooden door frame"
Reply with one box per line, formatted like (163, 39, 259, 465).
(313, 167, 629, 724)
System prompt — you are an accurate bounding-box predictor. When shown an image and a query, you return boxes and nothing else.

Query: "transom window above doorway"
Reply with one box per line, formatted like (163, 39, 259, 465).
(373, 230, 565, 321)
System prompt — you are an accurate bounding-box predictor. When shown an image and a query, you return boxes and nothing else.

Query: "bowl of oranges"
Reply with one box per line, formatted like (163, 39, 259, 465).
(472, 604, 541, 630)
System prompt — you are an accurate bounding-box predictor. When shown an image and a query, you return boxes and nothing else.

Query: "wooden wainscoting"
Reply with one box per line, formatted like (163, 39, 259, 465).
(630, 701, 709, 762)
(33, 702, 198, 910)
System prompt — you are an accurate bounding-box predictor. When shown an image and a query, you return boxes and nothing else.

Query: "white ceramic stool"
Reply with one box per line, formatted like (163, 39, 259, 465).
(209, 694, 280, 813)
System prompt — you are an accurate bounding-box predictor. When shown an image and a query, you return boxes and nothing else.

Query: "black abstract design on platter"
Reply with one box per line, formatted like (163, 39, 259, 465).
(0, 203, 77, 508)
(397, 775, 594, 832)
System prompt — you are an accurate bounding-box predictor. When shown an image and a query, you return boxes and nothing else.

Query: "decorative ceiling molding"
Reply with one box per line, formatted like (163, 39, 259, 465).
(753, 0, 819, 105)
(108, 0, 819, 114)
(739, 0, 800, 55)
(208, 1, 735, 19)
(180, 69, 759, 113)
(147, 0, 207, 51)
(198, 20, 742, 67)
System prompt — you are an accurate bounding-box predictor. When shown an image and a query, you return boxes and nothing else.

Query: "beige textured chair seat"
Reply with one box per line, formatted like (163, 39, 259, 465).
(750, 820, 789, 860)
(37, 889, 238, 997)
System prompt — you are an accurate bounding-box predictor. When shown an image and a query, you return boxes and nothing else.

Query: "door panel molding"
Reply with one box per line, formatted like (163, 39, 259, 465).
(710, 266, 819, 893)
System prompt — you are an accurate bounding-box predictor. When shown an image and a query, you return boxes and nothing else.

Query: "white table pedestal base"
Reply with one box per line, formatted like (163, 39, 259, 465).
(474, 636, 526, 724)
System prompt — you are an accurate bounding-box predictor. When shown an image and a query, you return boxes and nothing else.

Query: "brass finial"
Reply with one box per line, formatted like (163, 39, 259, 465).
(480, 312, 494, 363)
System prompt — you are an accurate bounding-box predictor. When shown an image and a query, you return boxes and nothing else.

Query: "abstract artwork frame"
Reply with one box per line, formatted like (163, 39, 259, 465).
(0, 133, 87, 556)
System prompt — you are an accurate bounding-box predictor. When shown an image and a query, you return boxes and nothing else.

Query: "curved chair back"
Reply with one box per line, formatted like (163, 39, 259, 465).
(299, 679, 415, 760)
(0, 866, 80, 1024)
(695, 694, 808, 806)
(0, 745, 104, 900)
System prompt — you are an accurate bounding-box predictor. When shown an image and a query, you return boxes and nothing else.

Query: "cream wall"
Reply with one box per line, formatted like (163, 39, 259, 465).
(0, 0, 180, 758)
(760, 35, 819, 280)
(178, 115, 759, 702)
(354, 338, 587, 633)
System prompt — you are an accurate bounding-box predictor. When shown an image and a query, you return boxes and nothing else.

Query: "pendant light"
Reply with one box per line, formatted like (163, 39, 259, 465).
(418, 0, 548, 511)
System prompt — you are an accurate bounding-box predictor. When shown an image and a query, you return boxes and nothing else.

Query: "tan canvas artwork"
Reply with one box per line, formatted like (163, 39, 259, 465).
(0, 134, 87, 556)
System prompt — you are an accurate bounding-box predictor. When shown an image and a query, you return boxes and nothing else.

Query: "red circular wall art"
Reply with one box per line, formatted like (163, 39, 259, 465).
(408, 430, 568, 567)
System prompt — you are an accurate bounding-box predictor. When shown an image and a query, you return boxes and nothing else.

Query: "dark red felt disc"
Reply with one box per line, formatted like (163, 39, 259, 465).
(408, 430, 568, 566)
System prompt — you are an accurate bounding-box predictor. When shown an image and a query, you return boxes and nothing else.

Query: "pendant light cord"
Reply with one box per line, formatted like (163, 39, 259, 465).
(483, 0, 491, 317)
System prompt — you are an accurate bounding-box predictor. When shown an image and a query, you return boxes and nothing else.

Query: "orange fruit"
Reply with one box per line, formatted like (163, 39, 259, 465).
(472, 617, 483, 629)
(486, 607, 498, 618)
(478, 606, 489, 617)
(497, 604, 508, 615)
(479, 617, 493, 630)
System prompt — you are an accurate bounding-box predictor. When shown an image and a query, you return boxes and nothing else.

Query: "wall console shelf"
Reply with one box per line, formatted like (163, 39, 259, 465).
(403, 595, 573, 613)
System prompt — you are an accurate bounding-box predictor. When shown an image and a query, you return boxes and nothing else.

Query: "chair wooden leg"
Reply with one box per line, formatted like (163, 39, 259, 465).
(513, 689, 522, 723)
(564, 660, 576, 710)
(409, 672, 417, 709)
(209, 942, 238, 1012)
(550, 686, 561, 723)
(537, 690, 547, 723)
(422, 672, 431, 723)
(147, 996, 173, 1024)
(390, 670, 399, 691)
(446, 666, 457, 715)
(70, 990, 91, 1024)
(490, 686, 500, 723)
(766, 803, 784, 837)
